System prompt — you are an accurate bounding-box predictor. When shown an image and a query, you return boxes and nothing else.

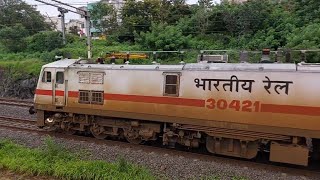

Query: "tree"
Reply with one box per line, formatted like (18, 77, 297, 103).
(119, 0, 192, 42)
(220, 0, 273, 35)
(120, 0, 162, 40)
(90, 1, 118, 35)
(293, 0, 320, 24)
(198, 0, 213, 30)
(0, 0, 50, 35)
(136, 23, 191, 51)
(162, 0, 192, 24)
(0, 24, 28, 52)
(286, 23, 320, 49)
(26, 31, 64, 52)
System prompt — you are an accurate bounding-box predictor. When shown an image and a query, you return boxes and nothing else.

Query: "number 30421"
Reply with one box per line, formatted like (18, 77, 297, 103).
(206, 99, 260, 112)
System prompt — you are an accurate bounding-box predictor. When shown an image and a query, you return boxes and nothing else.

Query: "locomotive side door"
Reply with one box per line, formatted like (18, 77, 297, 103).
(53, 68, 66, 106)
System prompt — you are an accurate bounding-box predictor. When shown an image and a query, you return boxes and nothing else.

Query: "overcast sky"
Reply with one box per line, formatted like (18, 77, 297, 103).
(24, 0, 221, 22)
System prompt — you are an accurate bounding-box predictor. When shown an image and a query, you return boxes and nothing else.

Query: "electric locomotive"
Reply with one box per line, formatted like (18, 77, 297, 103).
(31, 57, 320, 166)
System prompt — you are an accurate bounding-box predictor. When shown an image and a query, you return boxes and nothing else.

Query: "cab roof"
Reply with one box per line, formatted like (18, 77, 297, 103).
(43, 59, 78, 68)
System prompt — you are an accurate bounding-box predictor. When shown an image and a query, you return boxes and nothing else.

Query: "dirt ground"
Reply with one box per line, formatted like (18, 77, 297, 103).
(0, 168, 56, 180)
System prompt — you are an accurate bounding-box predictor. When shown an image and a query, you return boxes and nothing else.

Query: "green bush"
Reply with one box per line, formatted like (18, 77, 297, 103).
(189, 35, 225, 50)
(0, 59, 44, 78)
(26, 31, 64, 52)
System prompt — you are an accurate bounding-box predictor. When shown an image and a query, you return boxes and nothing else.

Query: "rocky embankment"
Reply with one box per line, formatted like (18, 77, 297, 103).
(0, 68, 37, 99)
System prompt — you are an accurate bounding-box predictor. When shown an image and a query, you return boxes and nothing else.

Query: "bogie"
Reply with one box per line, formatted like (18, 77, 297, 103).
(206, 136, 259, 159)
(39, 110, 316, 166)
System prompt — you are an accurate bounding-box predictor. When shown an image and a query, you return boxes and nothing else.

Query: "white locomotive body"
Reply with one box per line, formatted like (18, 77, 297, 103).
(33, 59, 320, 166)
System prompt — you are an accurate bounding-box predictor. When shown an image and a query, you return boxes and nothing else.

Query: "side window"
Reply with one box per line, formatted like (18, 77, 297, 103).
(79, 90, 90, 104)
(163, 73, 180, 97)
(56, 72, 64, 84)
(91, 91, 104, 104)
(79, 90, 104, 105)
(42, 71, 52, 83)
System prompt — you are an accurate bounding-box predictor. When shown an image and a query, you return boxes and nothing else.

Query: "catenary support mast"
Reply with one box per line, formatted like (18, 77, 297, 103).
(34, 0, 92, 59)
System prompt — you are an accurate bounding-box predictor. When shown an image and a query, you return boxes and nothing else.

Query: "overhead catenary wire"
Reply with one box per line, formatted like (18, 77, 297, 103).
(51, 0, 87, 14)
(30, 1, 126, 5)
(33, 0, 81, 15)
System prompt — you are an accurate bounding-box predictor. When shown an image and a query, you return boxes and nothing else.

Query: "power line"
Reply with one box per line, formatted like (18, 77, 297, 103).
(51, 0, 86, 14)
(29, 2, 125, 6)
(29, 3, 90, 6)
(33, 0, 81, 15)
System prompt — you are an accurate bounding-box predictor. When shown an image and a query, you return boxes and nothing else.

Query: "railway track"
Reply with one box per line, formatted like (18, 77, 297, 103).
(0, 115, 319, 179)
(0, 116, 37, 130)
(0, 98, 34, 108)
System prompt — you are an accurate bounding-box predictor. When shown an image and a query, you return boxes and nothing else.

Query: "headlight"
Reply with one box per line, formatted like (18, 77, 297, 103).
(45, 118, 54, 124)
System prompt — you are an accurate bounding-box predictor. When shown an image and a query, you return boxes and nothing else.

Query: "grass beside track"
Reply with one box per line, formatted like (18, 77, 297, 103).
(0, 137, 155, 180)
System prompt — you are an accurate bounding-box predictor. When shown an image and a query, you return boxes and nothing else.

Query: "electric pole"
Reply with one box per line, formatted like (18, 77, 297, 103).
(34, 0, 92, 59)
(84, 11, 92, 59)
(58, 7, 68, 45)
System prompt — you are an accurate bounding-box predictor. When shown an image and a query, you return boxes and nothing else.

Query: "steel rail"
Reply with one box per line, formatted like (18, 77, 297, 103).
(0, 98, 33, 108)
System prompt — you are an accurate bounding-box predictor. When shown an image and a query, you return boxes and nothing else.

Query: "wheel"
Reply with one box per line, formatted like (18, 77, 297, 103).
(124, 128, 143, 144)
(60, 122, 76, 135)
(90, 125, 108, 140)
(125, 136, 143, 144)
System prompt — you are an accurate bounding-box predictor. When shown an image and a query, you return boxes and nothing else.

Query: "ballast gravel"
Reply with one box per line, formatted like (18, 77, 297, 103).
(0, 104, 35, 120)
(0, 105, 320, 180)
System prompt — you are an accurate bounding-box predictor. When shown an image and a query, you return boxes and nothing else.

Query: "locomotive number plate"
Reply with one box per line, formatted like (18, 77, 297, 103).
(206, 99, 260, 112)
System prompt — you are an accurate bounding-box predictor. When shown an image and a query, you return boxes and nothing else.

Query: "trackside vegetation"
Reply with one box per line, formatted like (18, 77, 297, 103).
(2, 0, 320, 77)
(0, 138, 251, 180)
(0, 137, 155, 180)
